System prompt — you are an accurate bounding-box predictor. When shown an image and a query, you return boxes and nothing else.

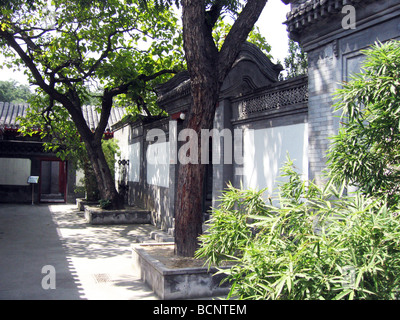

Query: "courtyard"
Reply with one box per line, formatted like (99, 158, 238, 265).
(0, 203, 158, 300)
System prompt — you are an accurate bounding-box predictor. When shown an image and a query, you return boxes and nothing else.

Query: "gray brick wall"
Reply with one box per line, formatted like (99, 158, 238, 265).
(287, 0, 400, 186)
(307, 42, 340, 184)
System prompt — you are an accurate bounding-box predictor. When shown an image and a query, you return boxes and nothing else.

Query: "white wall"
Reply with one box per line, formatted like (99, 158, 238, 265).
(146, 141, 170, 188)
(129, 142, 141, 182)
(114, 126, 128, 187)
(0, 158, 31, 185)
(243, 123, 308, 196)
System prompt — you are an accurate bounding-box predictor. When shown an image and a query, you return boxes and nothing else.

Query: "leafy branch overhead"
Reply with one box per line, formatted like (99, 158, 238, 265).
(0, 0, 184, 209)
(1, 0, 183, 113)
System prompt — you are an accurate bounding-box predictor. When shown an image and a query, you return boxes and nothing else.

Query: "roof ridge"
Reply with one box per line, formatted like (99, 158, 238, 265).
(0, 102, 125, 131)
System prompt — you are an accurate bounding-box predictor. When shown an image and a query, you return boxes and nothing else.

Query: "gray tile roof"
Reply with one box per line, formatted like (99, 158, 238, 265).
(283, 0, 375, 33)
(0, 102, 126, 131)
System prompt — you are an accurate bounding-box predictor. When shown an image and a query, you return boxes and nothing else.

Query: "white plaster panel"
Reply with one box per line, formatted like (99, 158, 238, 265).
(146, 141, 169, 188)
(243, 123, 308, 196)
(0, 158, 31, 186)
(129, 142, 141, 182)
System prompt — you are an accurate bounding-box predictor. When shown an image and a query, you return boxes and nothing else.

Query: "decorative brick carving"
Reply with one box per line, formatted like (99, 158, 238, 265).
(240, 84, 308, 118)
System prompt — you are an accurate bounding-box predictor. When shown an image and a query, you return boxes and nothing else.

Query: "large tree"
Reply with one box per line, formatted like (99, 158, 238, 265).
(170, 0, 268, 256)
(0, 0, 182, 209)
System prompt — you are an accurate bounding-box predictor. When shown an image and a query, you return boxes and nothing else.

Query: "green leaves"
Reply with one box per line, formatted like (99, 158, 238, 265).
(328, 40, 400, 206)
(1, 0, 183, 118)
(195, 183, 266, 269)
(197, 158, 400, 300)
(0, 80, 32, 103)
(212, 17, 272, 58)
(282, 39, 308, 80)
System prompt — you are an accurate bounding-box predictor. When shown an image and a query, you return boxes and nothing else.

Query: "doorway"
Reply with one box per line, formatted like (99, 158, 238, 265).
(40, 160, 67, 203)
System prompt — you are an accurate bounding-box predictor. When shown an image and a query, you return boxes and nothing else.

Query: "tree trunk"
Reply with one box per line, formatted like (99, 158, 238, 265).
(174, 82, 219, 256)
(85, 139, 124, 210)
(63, 93, 124, 210)
(82, 159, 100, 201)
(175, 0, 268, 257)
(174, 0, 221, 257)
(68, 97, 124, 210)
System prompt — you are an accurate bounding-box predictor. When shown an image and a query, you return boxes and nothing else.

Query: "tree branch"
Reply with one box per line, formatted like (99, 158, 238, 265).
(0, 29, 95, 141)
(94, 68, 178, 139)
(138, 68, 179, 82)
(218, 0, 267, 81)
(205, 0, 223, 30)
(82, 27, 138, 80)
(0, 29, 52, 94)
(108, 68, 178, 97)
(94, 90, 113, 141)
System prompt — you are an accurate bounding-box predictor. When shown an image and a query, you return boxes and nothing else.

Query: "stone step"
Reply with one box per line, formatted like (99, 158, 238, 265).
(84, 206, 151, 225)
(167, 227, 175, 237)
(76, 198, 98, 211)
(134, 235, 158, 244)
(150, 230, 175, 243)
(133, 229, 175, 244)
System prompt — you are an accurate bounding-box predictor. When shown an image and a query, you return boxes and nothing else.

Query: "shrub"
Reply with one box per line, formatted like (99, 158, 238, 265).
(196, 159, 400, 300)
(99, 199, 112, 210)
(328, 40, 400, 205)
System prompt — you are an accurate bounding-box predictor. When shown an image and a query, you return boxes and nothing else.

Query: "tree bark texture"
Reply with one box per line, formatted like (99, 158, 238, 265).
(175, 0, 268, 257)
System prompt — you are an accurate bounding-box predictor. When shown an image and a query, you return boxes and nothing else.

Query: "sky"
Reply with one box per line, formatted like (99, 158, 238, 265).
(0, 1, 291, 86)
(256, 0, 291, 64)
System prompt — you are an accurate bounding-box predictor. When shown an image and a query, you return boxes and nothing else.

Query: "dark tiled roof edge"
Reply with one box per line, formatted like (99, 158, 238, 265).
(0, 102, 126, 132)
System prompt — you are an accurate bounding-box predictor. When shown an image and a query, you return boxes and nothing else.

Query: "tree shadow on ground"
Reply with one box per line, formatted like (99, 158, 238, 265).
(48, 204, 157, 260)
(0, 204, 86, 299)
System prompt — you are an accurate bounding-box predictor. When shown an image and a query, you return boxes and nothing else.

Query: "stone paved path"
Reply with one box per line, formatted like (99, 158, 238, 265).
(0, 203, 158, 300)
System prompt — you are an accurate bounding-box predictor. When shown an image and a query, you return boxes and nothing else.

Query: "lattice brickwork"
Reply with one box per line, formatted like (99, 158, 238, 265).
(240, 84, 308, 118)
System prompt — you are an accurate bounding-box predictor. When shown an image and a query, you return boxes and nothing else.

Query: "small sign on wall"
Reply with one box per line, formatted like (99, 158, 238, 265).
(27, 176, 39, 184)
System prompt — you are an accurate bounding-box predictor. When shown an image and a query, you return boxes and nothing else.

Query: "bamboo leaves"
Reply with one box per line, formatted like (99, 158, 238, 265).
(196, 157, 400, 300)
(328, 41, 400, 206)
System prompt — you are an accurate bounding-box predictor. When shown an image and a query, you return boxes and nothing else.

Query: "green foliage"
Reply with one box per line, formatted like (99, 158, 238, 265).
(328, 40, 400, 205)
(0, 0, 35, 11)
(99, 198, 112, 209)
(280, 39, 308, 80)
(197, 157, 400, 300)
(212, 18, 272, 58)
(1, 0, 183, 117)
(196, 184, 268, 268)
(18, 90, 82, 161)
(0, 80, 32, 103)
(149, 0, 242, 14)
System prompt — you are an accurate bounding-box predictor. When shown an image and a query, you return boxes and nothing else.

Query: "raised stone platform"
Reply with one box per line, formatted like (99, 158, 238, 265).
(131, 243, 230, 300)
(76, 198, 98, 211)
(84, 205, 151, 225)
